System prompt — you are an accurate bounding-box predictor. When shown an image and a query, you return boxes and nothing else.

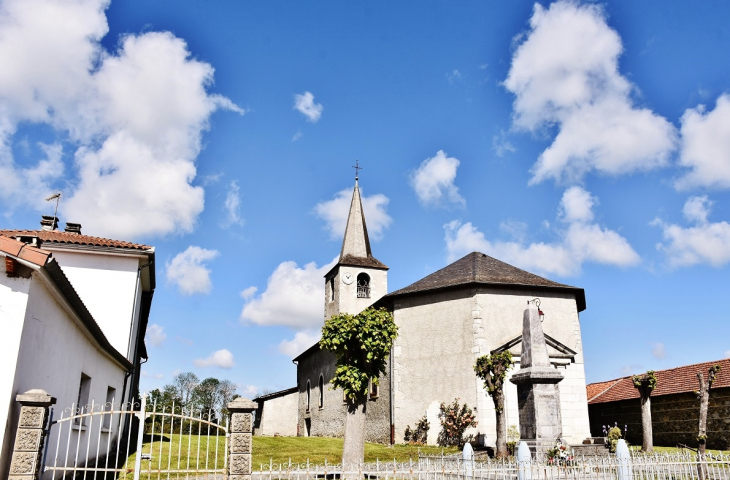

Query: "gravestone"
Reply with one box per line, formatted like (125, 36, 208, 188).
(510, 302, 563, 451)
(462, 442, 474, 478)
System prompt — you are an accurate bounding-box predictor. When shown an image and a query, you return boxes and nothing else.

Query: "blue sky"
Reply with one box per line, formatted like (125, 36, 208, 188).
(2, 0, 729, 397)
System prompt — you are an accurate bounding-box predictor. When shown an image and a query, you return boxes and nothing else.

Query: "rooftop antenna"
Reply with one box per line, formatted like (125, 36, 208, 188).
(45, 192, 61, 221)
(352, 159, 362, 181)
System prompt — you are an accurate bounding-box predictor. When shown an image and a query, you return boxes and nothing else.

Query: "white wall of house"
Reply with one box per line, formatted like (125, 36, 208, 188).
(0, 261, 32, 469)
(9, 275, 128, 474)
(50, 250, 141, 357)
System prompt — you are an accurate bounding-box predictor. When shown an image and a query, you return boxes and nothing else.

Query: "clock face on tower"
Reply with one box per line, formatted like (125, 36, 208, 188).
(342, 272, 354, 285)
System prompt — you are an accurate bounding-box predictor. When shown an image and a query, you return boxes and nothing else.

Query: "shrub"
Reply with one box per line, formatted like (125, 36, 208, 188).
(437, 399, 477, 447)
(404, 415, 430, 445)
(507, 425, 520, 456)
(607, 426, 622, 453)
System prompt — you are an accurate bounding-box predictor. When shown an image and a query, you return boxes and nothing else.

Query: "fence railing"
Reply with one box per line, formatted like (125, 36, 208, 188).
(250, 454, 730, 480)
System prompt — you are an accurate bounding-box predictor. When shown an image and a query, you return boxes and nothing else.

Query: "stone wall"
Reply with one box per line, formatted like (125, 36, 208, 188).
(588, 388, 730, 450)
(296, 347, 391, 444)
(255, 390, 298, 436)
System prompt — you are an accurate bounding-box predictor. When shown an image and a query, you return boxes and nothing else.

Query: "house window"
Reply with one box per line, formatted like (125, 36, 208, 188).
(357, 273, 370, 298)
(369, 379, 379, 399)
(318, 375, 324, 409)
(329, 277, 335, 302)
(75, 373, 91, 425)
(306, 381, 311, 412)
(103, 387, 116, 430)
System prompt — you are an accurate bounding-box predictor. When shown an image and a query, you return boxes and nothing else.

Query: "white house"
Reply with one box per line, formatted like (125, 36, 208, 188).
(0, 216, 155, 477)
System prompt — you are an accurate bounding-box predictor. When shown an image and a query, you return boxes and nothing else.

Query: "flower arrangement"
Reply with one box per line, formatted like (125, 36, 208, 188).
(546, 440, 575, 466)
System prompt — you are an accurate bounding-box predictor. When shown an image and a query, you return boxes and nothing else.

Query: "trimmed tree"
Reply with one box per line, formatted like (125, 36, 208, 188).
(474, 351, 514, 458)
(320, 307, 398, 466)
(696, 365, 720, 480)
(631, 370, 657, 453)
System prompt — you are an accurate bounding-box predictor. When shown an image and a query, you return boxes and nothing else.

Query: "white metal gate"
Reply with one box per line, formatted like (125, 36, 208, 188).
(43, 394, 229, 479)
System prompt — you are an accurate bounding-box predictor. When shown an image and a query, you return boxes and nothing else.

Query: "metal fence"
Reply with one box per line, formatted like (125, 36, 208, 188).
(250, 454, 730, 480)
(43, 394, 228, 479)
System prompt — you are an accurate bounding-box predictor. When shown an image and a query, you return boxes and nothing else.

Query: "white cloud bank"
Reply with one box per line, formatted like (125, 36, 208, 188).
(278, 330, 321, 358)
(445, 186, 640, 276)
(651, 342, 667, 360)
(193, 349, 235, 369)
(314, 188, 392, 241)
(240, 257, 337, 329)
(0, 0, 240, 238)
(146, 324, 167, 347)
(410, 150, 465, 207)
(677, 94, 730, 190)
(504, 1, 676, 184)
(293, 91, 323, 122)
(166, 246, 220, 295)
(653, 196, 730, 268)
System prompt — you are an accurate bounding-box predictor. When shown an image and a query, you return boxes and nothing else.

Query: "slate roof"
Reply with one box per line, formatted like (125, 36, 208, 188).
(587, 358, 730, 405)
(0, 229, 152, 251)
(338, 254, 388, 270)
(377, 252, 586, 311)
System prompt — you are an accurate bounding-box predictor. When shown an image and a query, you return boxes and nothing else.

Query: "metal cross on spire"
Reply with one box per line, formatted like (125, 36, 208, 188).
(352, 159, 362, 180)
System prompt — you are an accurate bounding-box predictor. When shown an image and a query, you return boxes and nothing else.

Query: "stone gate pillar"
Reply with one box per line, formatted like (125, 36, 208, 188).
(228, 397, 257, 480)
(9, 389, 56, 480)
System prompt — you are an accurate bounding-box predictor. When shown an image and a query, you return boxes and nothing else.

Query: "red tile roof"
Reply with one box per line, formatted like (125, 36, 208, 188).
(0, 236, 52, 267)
(587, 359, 730, 404)
(0, 230, 151, 251)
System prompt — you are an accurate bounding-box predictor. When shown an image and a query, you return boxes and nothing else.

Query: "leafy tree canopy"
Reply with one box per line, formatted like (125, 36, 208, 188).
(320, 307, 398, 401)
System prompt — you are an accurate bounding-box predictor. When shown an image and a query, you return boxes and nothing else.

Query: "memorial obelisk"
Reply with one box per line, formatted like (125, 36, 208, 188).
(510, 300, 564, 448)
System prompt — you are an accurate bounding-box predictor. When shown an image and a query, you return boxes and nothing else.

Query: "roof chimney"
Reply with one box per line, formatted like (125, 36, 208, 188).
(64, 222, 82, 235)
(40, 215, 59, 231)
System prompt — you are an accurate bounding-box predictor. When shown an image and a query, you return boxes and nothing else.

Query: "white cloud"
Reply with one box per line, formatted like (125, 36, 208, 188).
(292, 130, 303, 142)
(676, 94, 730, 190)
(314, 188, 392, 241)
(293, 91, 323, 122)
(410, 150, 465, 207)
(240, 257, 336, 328)
(504, 1, 676, 184)
(278, 330, 321, 358)
(0, 0, 241, 238)
(146, 324, 166, 347)
(223, 180, 244, 227)
(444, 186, 640, 276)
(651, 343, 666, 360)
(653, 196, 730, 268)
(166, 246, 220, 295)
(140, 371, 164, 380)
(446, 69, 462, 84)
(240, 286, 258, 300)
(240, 384, 258, 398)
(193, 349, 235, 369)
(493, 131, 516, 157)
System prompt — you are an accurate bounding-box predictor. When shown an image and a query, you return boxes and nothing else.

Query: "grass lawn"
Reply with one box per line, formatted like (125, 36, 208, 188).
(629, 446, 730, 456)
(121, 435, 459, 476)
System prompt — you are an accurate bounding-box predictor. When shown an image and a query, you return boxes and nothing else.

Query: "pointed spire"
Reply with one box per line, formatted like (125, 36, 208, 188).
(340, 179, 372, 260)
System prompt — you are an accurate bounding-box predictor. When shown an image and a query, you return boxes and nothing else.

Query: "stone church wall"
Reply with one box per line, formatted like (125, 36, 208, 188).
(254, 390, 298, 436)
(296, 346, 391, 444)
(391, 286, 591, 447)
(588, 389, 730, 450)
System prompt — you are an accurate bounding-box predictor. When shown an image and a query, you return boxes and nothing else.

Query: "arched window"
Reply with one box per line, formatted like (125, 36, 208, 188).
(357, 273, 370, 298)
(319, 375, 324, 408)
(306, 381, 311, 412)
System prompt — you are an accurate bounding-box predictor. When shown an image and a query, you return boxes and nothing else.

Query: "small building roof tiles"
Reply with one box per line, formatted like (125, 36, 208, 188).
(0, 229, 152, 251)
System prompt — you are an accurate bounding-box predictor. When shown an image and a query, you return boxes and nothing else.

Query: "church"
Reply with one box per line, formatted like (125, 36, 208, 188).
(256, 179, 592, 448)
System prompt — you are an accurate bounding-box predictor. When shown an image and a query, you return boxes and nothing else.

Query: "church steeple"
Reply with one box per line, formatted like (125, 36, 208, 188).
(340, 180, 372, 260)
(324, 171, 388, 320)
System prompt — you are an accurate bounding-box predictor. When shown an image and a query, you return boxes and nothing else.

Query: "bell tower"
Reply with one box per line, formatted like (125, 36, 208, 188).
(324, 175, 388, 320)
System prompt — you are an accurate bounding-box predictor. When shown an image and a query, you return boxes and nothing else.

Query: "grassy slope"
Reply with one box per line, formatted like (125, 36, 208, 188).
(121, 435, 459, 475)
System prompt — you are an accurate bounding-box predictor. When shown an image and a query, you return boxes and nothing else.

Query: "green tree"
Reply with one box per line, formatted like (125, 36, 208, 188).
(171, 371, 200, 409)
(474, 351, 514, 457)
(191, 378, 222, 422)
(320, 307, 398, 466)
(632, 370, 657, 453)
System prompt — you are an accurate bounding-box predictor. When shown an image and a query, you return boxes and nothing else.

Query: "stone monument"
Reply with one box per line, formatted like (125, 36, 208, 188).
(510, 300, 563, 449)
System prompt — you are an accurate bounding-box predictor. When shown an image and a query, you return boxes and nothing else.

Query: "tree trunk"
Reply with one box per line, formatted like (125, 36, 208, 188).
(697, 371, 710, 480)
(494, 392, 508, 458)
(342, 395, 367, 469)
(640, 393, 653, 452)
